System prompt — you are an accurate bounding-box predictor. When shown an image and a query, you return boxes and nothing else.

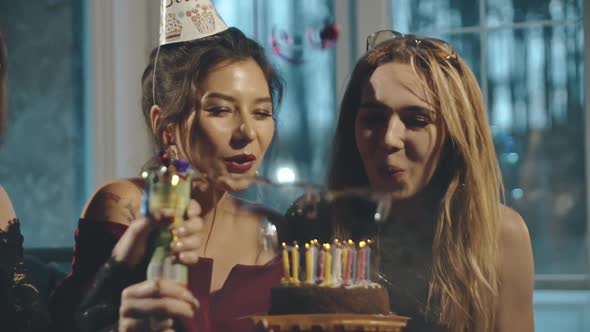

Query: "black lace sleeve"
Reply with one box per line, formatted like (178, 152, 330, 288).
(0, 219, 51, 332)
(76, 257, 145, 332)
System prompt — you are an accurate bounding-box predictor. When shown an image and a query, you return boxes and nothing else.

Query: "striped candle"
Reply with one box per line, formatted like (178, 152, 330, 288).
(341, 245, 350, 285)
(292, 244, 300, 285)
(348, 240, 357, 284)
(305, 243, 313, 284)
(311, 240, 318, 283)
(281, 242, 290, 284)
(317, 246, 326, 283)
(365, 240, 372, 283)
(332, 243, 342, 286)
(322, 244, 332, 287)
(357, 241, 366, 282)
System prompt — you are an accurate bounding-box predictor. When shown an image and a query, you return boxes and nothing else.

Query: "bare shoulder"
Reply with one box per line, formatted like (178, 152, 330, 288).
(498, 205, 531, 246)
(496, 205, 534, 331)
(81, 178, 146, 225)
(0, 185, 16, 230)
(497, 205, 534, 276)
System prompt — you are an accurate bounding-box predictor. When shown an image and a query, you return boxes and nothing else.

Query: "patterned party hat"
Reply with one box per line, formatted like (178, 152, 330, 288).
(160, 0, 228, 46)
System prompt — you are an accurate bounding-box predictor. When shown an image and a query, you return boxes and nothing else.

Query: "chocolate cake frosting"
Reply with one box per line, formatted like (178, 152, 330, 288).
(269, 285, 390, 315)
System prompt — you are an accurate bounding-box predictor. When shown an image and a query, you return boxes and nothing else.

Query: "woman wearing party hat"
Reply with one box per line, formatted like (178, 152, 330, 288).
(49, 1, 286, 331)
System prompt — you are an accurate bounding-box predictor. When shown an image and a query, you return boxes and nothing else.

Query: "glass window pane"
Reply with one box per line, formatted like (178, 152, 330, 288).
(487, 23, 586, 274)
(0, 1, 86, 248)
(258, 0, 337, 186)
(439, 33, 482, 83)
(212, 0, 256, 36)
(391, 0, 480, 33)
(486, 0, 583, 27)
(212, 0, 337, 211)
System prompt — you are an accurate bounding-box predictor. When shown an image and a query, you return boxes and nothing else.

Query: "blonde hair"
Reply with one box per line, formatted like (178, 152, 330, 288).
(328, 37, 503, 331)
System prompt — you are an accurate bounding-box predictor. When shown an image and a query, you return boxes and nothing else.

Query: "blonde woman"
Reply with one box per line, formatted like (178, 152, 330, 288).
(326, 31, 534, 331)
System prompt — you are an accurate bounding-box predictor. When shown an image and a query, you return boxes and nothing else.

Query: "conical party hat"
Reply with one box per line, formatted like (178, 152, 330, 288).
(160, 0, 228, 46)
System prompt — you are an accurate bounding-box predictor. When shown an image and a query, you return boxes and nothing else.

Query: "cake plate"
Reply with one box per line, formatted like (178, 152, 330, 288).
(250, 313, 410, 332)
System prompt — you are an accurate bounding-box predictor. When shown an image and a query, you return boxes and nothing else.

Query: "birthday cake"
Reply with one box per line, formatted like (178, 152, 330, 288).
(269, 240, 391, 315)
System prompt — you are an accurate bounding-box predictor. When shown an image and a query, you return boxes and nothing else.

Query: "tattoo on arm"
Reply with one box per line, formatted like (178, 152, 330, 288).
(99, 191, 121, 204)
(123, 201, 139, 222)
(91, 191, 139, 222)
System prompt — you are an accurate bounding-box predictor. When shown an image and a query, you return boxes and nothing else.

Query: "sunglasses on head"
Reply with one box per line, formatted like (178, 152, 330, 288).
(366, 30, 458, 62)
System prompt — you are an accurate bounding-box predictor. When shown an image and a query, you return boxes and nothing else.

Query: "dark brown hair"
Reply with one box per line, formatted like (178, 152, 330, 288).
(141, 27, 284, 151)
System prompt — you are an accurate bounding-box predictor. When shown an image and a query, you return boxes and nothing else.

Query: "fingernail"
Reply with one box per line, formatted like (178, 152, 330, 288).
(185, 291, 198, 304)
(172, 241, 183, 250)
(177, 226, 186, 235)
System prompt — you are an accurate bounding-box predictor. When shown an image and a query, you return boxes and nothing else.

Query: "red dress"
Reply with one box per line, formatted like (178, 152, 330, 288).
(49, 219, 283, 332)
(191, 256, 282, 332)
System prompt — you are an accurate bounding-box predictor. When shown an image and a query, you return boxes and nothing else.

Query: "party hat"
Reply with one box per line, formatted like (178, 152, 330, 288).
(160, 0, 228, 46)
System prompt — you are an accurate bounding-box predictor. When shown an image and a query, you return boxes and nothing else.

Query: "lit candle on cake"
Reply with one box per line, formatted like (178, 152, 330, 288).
(311, 240, 318, 283)
(317, 244, 325, 283)
(348, 240, 357, 284)
(281, 242, 290, 284)
(332, 241, 342, 286)
(365, 239, 372, 283)
(292, 243, 301, 285)
(322, 243, 332, 287)
(357, 241, 366, 283)
(342, 242, 350, 285)
(305, 243, 314, 284)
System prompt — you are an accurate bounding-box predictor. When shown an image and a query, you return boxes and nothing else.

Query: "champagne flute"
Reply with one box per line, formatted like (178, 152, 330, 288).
(143, 157, 193, 286)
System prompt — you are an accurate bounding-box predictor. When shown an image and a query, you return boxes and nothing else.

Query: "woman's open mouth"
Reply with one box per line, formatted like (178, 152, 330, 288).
(224, 154, 256, 173)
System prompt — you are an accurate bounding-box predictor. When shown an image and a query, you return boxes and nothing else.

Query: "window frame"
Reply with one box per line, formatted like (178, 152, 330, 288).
(89, 0, 589, 286)
(87, 0, 156, 190)
(339, 0, 589, 287)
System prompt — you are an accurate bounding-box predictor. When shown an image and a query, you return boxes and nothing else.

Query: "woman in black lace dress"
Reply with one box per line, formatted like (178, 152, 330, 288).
(0, 30, 51, 332)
